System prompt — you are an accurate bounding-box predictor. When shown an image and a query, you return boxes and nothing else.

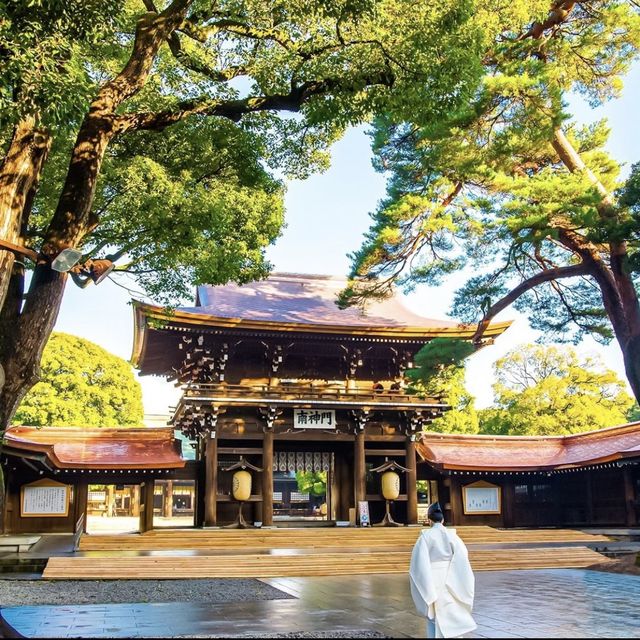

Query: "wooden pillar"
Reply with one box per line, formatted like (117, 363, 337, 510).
(255, 453, 264, 523)
(354, 431, 366, 509)
(73, 482, 89, 532)
(405, 437, 418, 525)
(138, 484, 145, 532)
(503, 479, 515, 529)
(163, 480, 173, 518)
(195, 457, 206, 528)
(131, 484, 140, 518)
(106, 484, 115, 517)
(204, 435, 218, 526)
(1, 474, 9, 534)
(139, 481, 155, 533)
(328, 460, 337, 521)
(262, 429, 274, 526)
(337, 452, 352, 521)
(449, 477, 461, 526)
(623, 467, 637, 527)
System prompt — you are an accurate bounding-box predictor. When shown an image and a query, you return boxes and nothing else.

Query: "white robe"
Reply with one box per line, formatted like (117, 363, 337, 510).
(409, 524, 476, 638)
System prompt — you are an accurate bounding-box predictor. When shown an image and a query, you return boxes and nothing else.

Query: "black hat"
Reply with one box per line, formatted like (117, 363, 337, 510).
(427, 502, 443, 519)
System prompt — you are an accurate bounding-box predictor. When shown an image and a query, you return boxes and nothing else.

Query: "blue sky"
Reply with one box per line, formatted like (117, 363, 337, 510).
(53, 64, 640, 414)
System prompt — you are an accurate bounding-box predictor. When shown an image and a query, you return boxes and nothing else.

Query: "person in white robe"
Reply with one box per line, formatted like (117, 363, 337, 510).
(409, 502, 476, 638)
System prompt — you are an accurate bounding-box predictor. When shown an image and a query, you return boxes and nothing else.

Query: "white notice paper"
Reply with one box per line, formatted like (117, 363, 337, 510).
(22, 485, 69, 516)
(463, 486, 500, 514)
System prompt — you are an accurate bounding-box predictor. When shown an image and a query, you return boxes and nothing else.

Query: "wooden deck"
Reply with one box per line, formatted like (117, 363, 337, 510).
(43, 546, 610, 579)
(42, 527, 613, 579)
(76, 525, 612, 550)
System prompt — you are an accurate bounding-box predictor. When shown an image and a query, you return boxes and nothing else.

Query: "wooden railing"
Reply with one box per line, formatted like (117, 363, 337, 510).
(183, 382, 445, 406)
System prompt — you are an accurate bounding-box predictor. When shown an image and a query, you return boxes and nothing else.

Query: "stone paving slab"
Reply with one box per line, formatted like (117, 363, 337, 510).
(1, 600, 397, 639)
(2, 569, 640, 638)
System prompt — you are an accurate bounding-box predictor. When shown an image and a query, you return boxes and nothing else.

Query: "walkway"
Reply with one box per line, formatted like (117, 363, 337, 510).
(2, 569, 640, 638)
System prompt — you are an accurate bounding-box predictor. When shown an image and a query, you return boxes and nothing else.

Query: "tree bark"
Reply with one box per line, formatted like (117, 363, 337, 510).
(0, 266, 68, 428)
(42, 8, 189, 257)
(621, 333, 640, 407)
(0, 117, 51, 310)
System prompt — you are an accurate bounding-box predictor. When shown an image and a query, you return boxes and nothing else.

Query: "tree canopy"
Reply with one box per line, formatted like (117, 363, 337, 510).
(13, 332, 143, 427)
(424, 366, 479, 434)
(339, 1, 640, 404)
(405, 338, 479, 434)
(1, 0, 492, 305)
(0, 0, 511, 431)
(478, 344, 635, 435)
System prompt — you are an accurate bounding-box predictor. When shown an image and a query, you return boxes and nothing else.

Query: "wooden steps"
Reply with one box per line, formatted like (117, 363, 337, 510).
(51, 527, 612, 580)
(78, 526, 612, 551)
(43, 546, 611, 580)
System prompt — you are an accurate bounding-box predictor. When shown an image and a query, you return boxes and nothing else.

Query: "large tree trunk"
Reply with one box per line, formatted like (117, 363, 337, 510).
(621, 334, 640, 405)
(476, 129, 640, 405)
(0, 267, 67, 428)
(0, 117, 51, 310)
(0, 111, 113, 428)
(0, 119, 51, 532)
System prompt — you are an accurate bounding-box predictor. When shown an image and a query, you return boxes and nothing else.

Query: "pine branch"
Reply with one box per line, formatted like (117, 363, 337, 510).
(472, 262, 591, 344)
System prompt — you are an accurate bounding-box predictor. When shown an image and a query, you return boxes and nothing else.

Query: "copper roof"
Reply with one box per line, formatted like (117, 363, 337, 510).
(131, 274, 512, 367)
(416, 421, 640, 471)
(3, 426, 185, 470)
(190, 273, 464, 328)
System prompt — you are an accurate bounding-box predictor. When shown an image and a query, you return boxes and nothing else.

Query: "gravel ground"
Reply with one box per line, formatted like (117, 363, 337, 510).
(0, 578, 294, 606)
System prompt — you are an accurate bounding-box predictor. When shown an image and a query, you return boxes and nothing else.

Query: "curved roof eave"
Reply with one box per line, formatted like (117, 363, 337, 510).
(3, 426, 186, 470)
(415, 421, 640, 472)
(130, 300, 513, 367)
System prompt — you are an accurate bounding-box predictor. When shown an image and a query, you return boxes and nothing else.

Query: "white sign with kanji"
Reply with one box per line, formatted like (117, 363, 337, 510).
(293, 409, 336, 429)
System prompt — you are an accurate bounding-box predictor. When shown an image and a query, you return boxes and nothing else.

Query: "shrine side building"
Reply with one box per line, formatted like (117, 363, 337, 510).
(2, 273, 639, 533)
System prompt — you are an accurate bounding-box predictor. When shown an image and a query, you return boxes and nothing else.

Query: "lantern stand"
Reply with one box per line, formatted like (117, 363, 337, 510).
(370, 458, 411, 527)
(222, 457, 263, 529)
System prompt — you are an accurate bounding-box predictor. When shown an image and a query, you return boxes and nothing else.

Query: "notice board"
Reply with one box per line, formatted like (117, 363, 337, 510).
(462, 480, 501, 515)
(21, 479, 71, 517)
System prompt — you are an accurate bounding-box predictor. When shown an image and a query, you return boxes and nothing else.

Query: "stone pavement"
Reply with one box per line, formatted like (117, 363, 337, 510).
(2, 569, 640, 638)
